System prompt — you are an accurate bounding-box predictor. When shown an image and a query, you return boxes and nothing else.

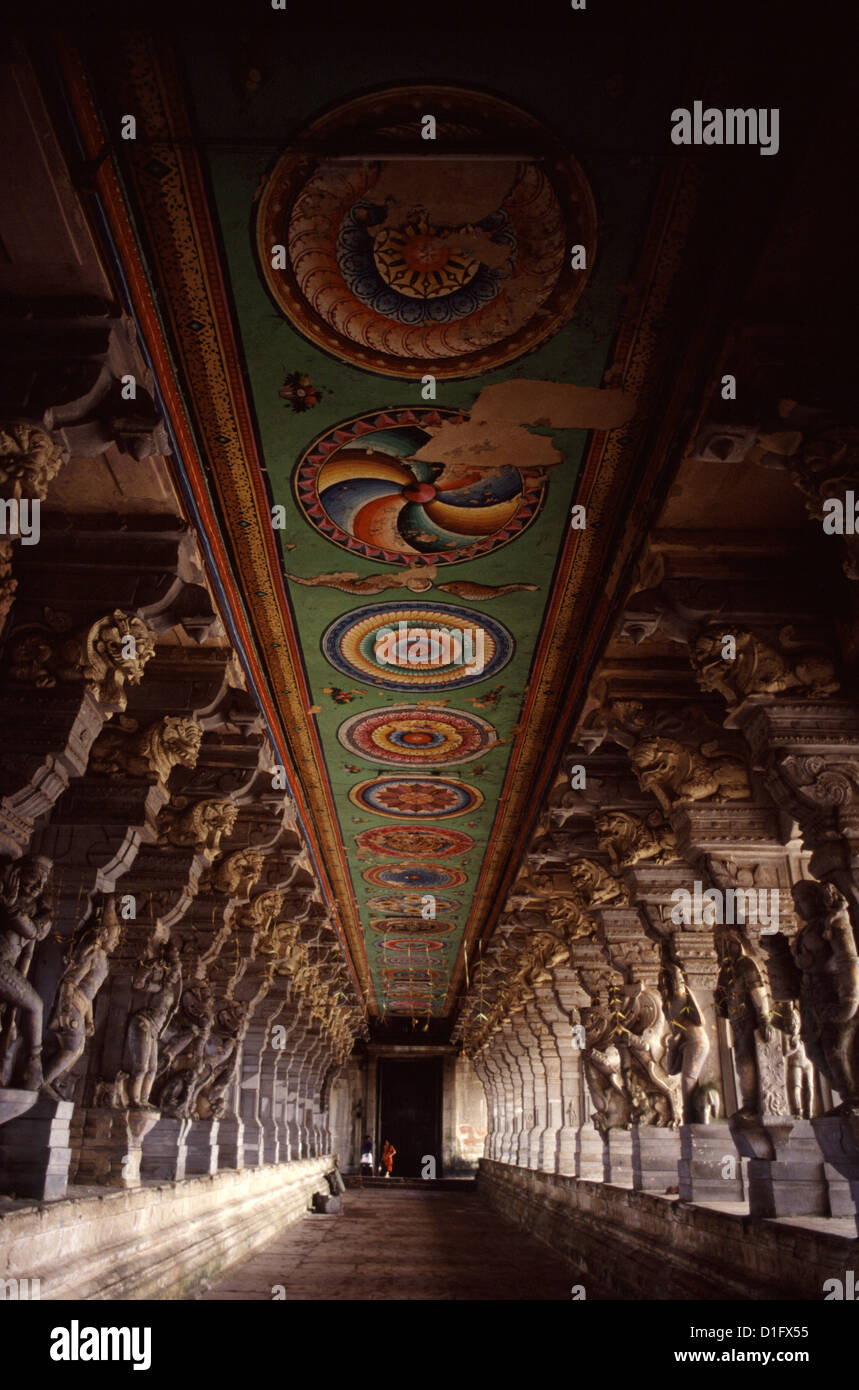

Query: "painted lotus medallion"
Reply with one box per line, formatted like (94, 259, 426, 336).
(349, 777, 483, 818)
(322, 601, 513, 692)
(355, 825, 474, 858)
(255, 87, 596, 378)
(367, 896, 460, 916)
(337, 704, 497, 767)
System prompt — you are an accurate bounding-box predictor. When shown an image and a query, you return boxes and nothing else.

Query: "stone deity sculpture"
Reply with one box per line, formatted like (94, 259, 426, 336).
(0, 855, 53, 1089)
(663, 960, 711, 1119)
(791, 880, 859, 1110)
(121, 942, 183, 1108)
(718, 932, 787, 1117)
(781, 1000, 815, 1119)
(42, 895, 121, 1097)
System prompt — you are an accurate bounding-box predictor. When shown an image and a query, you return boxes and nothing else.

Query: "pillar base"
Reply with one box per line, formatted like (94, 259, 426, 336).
(217, 1117, 244, 1170)
(575, 1122, 604, 1180)
(604, 1128, 633, 1186)
(631, 1125, 681, 1192)
(261, 1122, 280, 1165)
(526, 1125, 545, 1169)
(731, 1115, 829, 1218)
(184, 1118, 220, 1176)
(555, 1124, 577, 1176)
(140, 1115, 191, 1180)
(241, 1121, 264, 1168)
(0, 1097, 73, 1199)
(76, 1107, 161, 1187)
(812, 1114, 859, 1231)
(678, 1122, 745, 1202)
(0, 1087, 39, 1127)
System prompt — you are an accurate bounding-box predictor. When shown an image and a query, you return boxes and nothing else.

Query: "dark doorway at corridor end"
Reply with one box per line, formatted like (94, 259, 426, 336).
(377, 1056, 442, 1178)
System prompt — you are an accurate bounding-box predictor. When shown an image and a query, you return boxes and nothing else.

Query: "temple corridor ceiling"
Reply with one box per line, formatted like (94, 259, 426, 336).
(60, 27, 774, 1025)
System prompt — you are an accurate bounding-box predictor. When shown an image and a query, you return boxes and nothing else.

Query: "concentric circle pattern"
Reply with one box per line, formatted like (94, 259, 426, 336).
(361, 863, 467, 889)
(295, 409, 543, 565)
(338, 704, 497, 767)
(349, 777, 483, 819)
(323, 601, 513, 692)
(370, 917, 455, 934)
(255, 87, 596, 379)
(356, 826, 474, 858)
(380, 937, 447, 952)
(367, 895, 459, 916)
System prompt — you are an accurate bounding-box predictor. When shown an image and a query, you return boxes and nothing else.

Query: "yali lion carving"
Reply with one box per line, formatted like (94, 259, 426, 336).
(159, 798, 239, 854)
(594, 809, 678, 871)
(6, 609, 157, 711)
(89, 715, 203, 784)
(628, 736, 750, 815)
(690, 626, 839, 706)
(0, 422, 66, 501)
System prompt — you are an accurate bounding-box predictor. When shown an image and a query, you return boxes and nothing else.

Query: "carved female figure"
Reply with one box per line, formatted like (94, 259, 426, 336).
(792, 880, 859, 1108)
(122, 942, 183, 1108)
(0, 855, 53, 1089)
(42, 895, 121, 1097)
(663, 960, 711, 1118)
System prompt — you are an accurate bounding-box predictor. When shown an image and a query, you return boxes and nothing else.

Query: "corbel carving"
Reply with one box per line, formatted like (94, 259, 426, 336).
(594, 809, 678, 871)
(690, 626, 839, 706)
(158, 797, 239, 853)
(6, 608, 157, 711)
(628, 736, 750, 815)
(89, 715, 203, 784)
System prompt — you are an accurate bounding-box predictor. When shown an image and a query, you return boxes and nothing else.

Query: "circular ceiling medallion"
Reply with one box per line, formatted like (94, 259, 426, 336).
(370, 917, 455, 934)
(338, 704, 497, 767)
(356, 825, 474, 857)
(380, 937, 447, 951)
(349, 776, 483, 818)
(362, 863, 467, 889)
(294, 409, 543, 564)
(255, 86, 596, 379)
(383, 971, 444, 984)
(322, 602, 513, 692)
(367, 895, 460, 916)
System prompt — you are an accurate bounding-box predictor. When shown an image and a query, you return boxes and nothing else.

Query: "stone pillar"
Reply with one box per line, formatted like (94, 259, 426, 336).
(0, 1097, 73, 1199)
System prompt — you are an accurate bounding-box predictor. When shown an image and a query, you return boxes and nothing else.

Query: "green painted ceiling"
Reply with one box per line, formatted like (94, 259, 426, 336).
(176, 31, 667, 1017)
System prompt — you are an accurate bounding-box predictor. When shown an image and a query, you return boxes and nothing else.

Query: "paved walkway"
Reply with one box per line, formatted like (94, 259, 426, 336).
(199, 1185, 591, 1300)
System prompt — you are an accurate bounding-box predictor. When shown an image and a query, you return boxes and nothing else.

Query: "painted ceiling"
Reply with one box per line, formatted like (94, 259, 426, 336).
(69, 26, 705, 1024)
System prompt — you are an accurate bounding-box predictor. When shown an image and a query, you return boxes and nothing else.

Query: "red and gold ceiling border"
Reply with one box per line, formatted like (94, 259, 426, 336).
(56, 34, 376, 1010)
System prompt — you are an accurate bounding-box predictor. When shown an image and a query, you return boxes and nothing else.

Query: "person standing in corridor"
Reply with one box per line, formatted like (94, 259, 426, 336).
(381, 1139, 396, 1178)
(360, 1134, 374, 1178)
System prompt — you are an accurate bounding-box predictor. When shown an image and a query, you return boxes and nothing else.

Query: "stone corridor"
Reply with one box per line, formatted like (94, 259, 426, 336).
(198, 1185, 597, 1301)
(1, 19, 857, 1313)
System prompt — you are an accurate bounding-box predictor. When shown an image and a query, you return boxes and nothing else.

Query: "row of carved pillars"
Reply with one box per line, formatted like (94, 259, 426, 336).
(0, 302, 366, 1199)
(456, 414, 859, 1229)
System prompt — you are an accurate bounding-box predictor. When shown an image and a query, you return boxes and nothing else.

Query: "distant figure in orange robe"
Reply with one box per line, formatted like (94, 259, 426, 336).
(381, 1140, 396, 1178)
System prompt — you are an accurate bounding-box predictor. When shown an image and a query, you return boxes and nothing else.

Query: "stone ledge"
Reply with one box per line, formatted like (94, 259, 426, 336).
(477, 1158, 857, 1300)
(0, 1155, 332, 1300)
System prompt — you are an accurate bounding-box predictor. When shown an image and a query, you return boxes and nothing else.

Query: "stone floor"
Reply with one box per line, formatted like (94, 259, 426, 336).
(198, 1184, 601, 1300)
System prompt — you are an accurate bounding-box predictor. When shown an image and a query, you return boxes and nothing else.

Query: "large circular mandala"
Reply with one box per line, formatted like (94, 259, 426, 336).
(338, 704, 497, 767)
(356, 825, 474, 857)
(255, 86, 596, 379)
(370, 917, 455, 934)
(322, 602, 513, 692)
(380, 937, 447, 952)
(295, 409, 543, 564)
(367, 895, 460, 916)
(350, 777, 483, 818)
(362, 863, 467, 889)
